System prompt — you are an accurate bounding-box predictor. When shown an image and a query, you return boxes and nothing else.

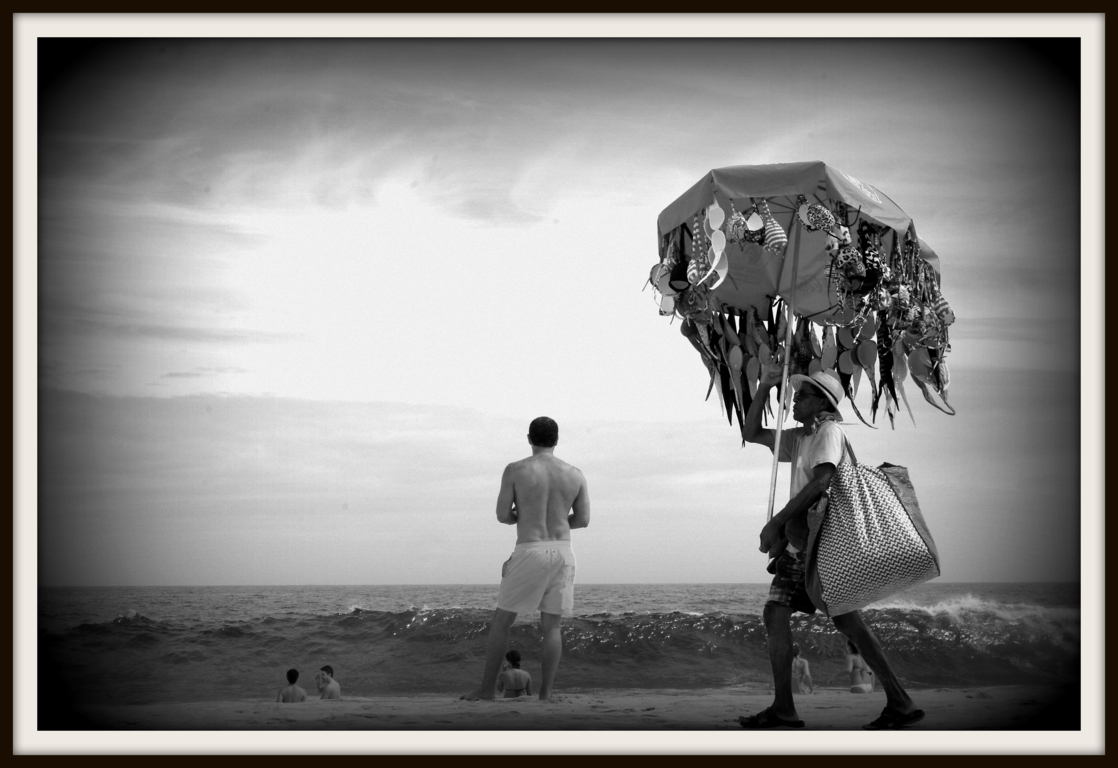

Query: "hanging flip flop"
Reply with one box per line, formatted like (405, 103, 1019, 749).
(933, 352, 951, 402)
(750, 306, 769, 351)
(718, 362, 735, 425)
(743, 310, 760, 357)
(808, 322, 823, 358)
(908, 346, 955, 416)
(839, 367, 877, 429)
(745, 355, 760, 399)
(871, 324, 892, 426)
(892, 338, 916, 426)
(722, 312, 741, 347)
(857, 337, 879, 406)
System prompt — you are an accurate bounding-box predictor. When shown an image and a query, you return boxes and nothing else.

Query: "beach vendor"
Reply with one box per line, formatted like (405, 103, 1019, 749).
(737, 366, 923, 730)
(461, 416, 590, 702)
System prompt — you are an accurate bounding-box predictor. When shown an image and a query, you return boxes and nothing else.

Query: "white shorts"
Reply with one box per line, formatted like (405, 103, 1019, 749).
(496, 541, 576, 617)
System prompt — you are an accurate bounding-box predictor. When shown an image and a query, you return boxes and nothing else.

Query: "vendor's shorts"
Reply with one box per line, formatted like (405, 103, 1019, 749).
(765, 549, 818, 616)
(497, 541, 576, 617)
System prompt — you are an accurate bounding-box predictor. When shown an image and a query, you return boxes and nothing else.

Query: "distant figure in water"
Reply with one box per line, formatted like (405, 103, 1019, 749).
(497, 650, 533, 698)
(791, 644, 814, 694)
(315, 665, 341, 700)
(846, 641, 875, 694)
(276, 668, 307, 703)
(461, 416, 590, 702)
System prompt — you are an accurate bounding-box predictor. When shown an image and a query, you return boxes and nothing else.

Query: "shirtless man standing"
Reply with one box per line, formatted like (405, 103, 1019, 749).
(461, 416, 590, 702)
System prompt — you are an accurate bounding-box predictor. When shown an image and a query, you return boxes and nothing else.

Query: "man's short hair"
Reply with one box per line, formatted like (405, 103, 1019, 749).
(287, 668, 299, 684)
(320, 665, 334, 677)
(505, 649, 521, 666)
(528, 416, 558, 447)
(792, 643, 800, 657)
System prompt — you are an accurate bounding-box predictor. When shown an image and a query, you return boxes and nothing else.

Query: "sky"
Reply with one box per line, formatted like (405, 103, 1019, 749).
(27, 29, 1096, 587)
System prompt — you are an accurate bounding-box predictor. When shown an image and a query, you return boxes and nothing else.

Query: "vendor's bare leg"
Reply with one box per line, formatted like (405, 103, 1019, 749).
(832, 611, 917, 714)
(538, 611, 562, 701)
(461, 608, 517, 701)
(762, 604, 800, 721)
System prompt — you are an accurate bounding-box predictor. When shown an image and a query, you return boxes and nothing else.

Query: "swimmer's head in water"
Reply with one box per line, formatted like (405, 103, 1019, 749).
(287, 669, 299, 684)
(528, 417, 558, 447)
(505, 649, 522, 667)
(320, 665, 334, 678)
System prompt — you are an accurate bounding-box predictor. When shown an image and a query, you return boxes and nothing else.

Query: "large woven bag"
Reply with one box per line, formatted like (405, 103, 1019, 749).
(803, 432, 940, 617)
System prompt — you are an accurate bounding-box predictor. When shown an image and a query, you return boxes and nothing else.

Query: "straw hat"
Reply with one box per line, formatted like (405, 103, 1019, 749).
(789, 370, 844, 411)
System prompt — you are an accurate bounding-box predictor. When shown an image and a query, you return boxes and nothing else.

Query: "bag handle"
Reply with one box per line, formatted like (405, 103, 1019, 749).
(835, 425, 858, 467)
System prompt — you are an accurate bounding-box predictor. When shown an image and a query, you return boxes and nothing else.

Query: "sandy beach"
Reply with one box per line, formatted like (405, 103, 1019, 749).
(76, 684, 1076, 732)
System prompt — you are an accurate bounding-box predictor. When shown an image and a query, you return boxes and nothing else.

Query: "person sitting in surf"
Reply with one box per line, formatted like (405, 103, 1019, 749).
(276, 668, 307, 703)
(496, 650, 533, 699)
(846, 641, 876, 694)
(792, 644, 814, 695)
(315, 665, 341, 700)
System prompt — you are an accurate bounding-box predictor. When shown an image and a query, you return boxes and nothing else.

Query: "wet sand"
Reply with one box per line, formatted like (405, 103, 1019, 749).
(31, 683, 1086, 753)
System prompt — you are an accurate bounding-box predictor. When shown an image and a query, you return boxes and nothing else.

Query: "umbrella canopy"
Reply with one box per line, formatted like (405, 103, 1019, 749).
(655, 161, 940, 326)
(650, 161, 954, 458)
(651, 162, 955, 521)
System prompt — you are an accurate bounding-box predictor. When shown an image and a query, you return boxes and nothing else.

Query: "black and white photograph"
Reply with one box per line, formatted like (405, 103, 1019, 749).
(15, 14, 1102, 755)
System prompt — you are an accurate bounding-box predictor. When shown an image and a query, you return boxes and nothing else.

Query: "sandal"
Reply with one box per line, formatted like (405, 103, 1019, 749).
(863, 707, 925, 730)
(738, 707, 805, 729)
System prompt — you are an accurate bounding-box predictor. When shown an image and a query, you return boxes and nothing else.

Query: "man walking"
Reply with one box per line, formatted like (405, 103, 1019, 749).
(738, 366, 923, 730)
(461, 416, 590, 702)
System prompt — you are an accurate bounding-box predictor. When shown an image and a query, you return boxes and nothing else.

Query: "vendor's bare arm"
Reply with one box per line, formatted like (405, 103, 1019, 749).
(495, 464, 518, 524)
(742, 363, 785, 451)
(567, 473, 590, 530)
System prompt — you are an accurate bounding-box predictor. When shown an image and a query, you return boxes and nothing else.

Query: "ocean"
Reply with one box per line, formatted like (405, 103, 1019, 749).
(39, 582, 1080, 710)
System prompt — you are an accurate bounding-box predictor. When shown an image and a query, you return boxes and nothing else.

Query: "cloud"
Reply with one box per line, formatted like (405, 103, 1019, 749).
(161, 367, 249, 379)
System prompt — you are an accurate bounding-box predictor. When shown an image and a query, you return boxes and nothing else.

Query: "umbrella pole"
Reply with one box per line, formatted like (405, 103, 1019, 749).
(765, 217, 802, 522)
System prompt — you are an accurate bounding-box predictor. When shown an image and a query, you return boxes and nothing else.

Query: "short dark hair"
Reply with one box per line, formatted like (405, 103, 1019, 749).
(528, 416, 558, 447)
(505, 649, 521, 667)
(847, 641, 859, 655)
(792, 643, 800, 657)
(287, 669, 299, 684)
(320, 665, 334, 677)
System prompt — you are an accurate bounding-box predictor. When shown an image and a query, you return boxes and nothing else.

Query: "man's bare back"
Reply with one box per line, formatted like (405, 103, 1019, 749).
(461, 417, 590, 703)
(497, 453, 589, 542)
(276, 683, 307, 703)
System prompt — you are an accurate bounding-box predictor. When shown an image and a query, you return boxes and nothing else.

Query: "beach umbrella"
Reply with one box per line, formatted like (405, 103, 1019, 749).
(648, 161, 955, 521)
